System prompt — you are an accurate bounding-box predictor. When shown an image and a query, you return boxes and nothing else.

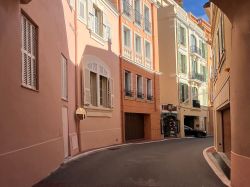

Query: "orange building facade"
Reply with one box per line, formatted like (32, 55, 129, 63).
(112, 0, 162, 142)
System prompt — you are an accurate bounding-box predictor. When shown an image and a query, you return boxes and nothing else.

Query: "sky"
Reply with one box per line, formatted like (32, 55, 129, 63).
(183, 0, 208, 21)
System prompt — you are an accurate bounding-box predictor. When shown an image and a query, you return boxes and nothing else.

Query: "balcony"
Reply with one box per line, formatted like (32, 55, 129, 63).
(125, 89, 134, 97)
(134, 9, 142, 26)
(147, 95, 154, 101)
(135, 52, 143, 64)
(137, 92, 144, 99)
(193, 100, 201, 108)
(191, 72, 206, 82)
(190, 45, 201, 56)
(122, 1, 132, 18)
(123, 46, 132, 60)
(144, 18, 152, 33)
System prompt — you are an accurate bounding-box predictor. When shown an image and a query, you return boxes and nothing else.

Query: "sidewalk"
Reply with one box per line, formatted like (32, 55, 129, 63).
(203, 146, 231, 187)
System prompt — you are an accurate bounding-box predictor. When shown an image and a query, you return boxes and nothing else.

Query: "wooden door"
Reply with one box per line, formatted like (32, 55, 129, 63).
(125, 113, 144, 141)
(222, 108, 231, 159)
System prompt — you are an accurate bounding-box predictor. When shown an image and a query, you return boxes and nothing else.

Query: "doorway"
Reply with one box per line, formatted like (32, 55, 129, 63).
(222, 108, 231, 159)
(62, 107, 69, 158)
(125, 113, 144, 141)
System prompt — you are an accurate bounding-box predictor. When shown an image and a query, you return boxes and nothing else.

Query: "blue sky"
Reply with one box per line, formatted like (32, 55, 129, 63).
(183, 0, 208, 21)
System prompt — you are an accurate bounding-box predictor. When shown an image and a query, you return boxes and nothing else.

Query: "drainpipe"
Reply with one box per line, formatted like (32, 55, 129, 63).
(74, 0, 82, 153)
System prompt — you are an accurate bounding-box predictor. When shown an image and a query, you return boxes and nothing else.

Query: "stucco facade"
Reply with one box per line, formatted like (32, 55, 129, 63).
(205, 1, 250, 186)
(111, 0, 162, 142)
(158, 0, 211, 137)
(0, 0, 121, 186)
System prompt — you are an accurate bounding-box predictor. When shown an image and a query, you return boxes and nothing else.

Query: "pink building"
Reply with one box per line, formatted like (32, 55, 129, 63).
(0, 0, 121, 186)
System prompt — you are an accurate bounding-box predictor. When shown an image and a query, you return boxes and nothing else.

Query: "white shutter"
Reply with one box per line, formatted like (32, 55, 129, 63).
(69, 0, 75, 8)
(110, 78, 114, 108)
(21, 15, 37, 89)
(103, 13, 108, 41)
(87, 0, 94, 30)
(84, 68, 91, 105)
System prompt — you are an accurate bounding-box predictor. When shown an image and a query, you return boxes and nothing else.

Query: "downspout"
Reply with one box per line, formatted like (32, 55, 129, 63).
(74, 0, 82, 152)
(118, 0, 125, 143)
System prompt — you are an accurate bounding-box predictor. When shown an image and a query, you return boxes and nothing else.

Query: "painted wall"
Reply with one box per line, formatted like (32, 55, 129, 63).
(75, 0, 122, 151)
(0, 0, 76, 186)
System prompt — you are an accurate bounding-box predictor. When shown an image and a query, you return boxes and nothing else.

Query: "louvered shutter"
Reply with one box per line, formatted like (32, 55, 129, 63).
(61, 56, 67, 99)
(103, 13, 108, 41)
(177, 23, 180, 43)
(87, 0, 94, 30)
(110, 78, 114, 108)
(21, 15, 37, 89)
(84, 69, 91, 105)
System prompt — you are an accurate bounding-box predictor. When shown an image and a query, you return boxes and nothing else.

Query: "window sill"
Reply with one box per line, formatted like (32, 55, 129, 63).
(61, 97, 68, 102)
(21, 84, 38, 92)
(78, 16, 87, 25)
(124, 96, 135, 100)
(85, 106, 113, 118)
(90, 31, 105, 46)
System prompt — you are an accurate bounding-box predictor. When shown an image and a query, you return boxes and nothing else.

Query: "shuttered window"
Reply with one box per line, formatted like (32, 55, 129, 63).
(78, 0, 87, 23)
(21, 14, 38, 90)
(61, 55, 68, 100)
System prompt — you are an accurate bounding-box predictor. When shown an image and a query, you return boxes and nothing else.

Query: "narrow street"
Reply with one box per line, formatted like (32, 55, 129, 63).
(35, 137, 225, 187)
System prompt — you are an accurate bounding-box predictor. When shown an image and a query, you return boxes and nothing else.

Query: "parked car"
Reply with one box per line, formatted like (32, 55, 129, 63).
(184, 125, 207, 138)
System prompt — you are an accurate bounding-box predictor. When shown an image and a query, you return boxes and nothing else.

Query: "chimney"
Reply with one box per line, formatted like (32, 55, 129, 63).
(175, 0, 183, 7)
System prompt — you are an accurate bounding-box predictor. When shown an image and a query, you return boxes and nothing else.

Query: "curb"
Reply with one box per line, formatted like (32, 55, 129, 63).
(64, 137, 195, 164)
(203, 146, 231, 187)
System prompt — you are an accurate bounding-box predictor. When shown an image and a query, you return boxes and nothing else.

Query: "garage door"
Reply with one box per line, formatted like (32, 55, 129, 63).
(125, 113, 144, 141)
(222, 108, 231, 159)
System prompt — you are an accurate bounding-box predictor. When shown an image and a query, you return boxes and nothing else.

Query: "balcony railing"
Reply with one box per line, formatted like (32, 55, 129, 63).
(123, 46, 132, 60)
(191, 72, 206, 82)
(135, 52, 143, 64)
(147, 95, 153, 101)
(125, 89, 133, 97)
(134, 9, 142, 26)
(144, 18, 151, 33)
(193, 100, 201, 108)
(122, 0, 132, 18)
(190, 45, 201, 56)
(137, 92, 144, 99)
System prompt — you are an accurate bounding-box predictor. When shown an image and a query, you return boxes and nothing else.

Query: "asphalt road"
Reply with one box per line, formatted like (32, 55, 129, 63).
(35, 137, 226, 187)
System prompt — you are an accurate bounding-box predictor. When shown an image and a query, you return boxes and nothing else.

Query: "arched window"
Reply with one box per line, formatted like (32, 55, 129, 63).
(191, 34, 197, 47)
(83, 56, 114, 109)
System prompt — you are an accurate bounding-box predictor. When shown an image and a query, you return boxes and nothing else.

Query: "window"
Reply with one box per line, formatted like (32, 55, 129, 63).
(100, 75, 108, 107)
(192, 87, 198, 100)
(136, 75, 143, 99)
(21, 14, 38, 90)
(135, 34, 142, 54)
(84, 62, 114, 108)
(201, 43, 207, 59)
(134, 0, 141, 25)
(144, 5, 151, 33)
(191, 34, 197, 47)
(179, 26, 186, 46)
(122, 0, 132, 17)
(145, 41, 151, 59)
(123, 26, 131, 48)
(146, 79, 153, 100)
(78, 0, 87, 22)
(192, 59, 198, 73)
(179, 83, 189, 103)
(178, 52, 187, 74)
(61, 55, 68, 100)
(90, 72, 98, 106)
(93, 5, 103, 37)
(125, 71, 132, 96)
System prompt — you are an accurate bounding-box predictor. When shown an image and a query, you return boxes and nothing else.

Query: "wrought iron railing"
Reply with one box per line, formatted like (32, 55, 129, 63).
(191, 72, 206, 82)
(193, 100, 201, 108)
(137, 92, 144, 99)
(125, 89, 133, 97)
(190, 45, 201, 55)
(147, 95, 153, 101)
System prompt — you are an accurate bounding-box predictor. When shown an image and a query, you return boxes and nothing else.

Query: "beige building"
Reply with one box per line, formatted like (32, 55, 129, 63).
(158, 0, 211, 137)
(205, 2, 232, 159)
